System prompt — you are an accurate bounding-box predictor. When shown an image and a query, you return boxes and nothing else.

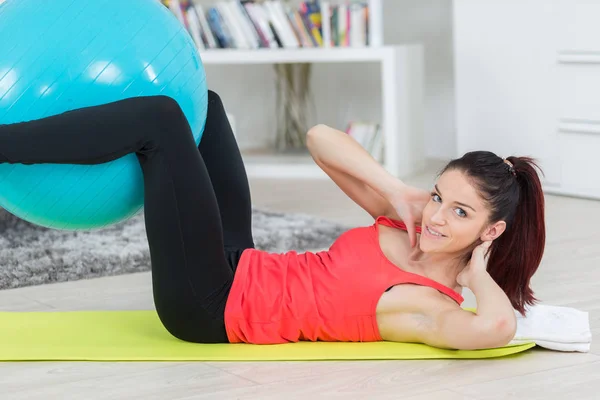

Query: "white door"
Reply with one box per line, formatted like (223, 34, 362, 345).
(454, 0, 600, 198)
(552, 0, 600, 198)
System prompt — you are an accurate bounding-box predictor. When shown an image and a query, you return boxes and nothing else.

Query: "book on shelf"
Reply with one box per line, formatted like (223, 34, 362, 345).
(161, 0, 376, 50)
(346, 121, 383, 163)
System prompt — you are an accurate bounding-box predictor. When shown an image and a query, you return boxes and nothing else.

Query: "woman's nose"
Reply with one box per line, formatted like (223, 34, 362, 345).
(430, 208, 446, 225)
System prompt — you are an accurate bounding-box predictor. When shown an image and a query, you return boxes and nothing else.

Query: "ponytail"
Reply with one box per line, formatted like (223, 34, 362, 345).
(486, 156, 546, 315)
(442, 152, 546, 316)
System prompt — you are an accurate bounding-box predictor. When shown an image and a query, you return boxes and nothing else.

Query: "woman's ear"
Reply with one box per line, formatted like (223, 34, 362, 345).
(481, 220, 507, 242)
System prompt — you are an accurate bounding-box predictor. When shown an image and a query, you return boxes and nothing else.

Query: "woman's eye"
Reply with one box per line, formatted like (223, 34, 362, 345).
(455, 208, 467, 218)
(431, 193, 441, 202)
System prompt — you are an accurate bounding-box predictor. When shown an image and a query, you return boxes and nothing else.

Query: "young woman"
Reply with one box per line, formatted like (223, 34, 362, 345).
(0, 91, 545, 350)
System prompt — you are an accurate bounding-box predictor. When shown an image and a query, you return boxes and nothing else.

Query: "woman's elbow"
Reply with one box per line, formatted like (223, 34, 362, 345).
(306, 124, 330, 158)
(503, 316, 518, 344)
(488, 315, 518, 347)
(307, 124, 329, 139)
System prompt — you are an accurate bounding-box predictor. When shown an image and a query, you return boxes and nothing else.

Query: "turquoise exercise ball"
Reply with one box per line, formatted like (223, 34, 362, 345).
(0, 0, 207, 230)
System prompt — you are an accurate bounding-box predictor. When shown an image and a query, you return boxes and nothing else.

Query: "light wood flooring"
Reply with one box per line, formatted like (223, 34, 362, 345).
(1, 164, 599, 399)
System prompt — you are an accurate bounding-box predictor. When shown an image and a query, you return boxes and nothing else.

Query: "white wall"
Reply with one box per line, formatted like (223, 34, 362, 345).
(384, 0, 456, 160)
(203, 0, 456, 159)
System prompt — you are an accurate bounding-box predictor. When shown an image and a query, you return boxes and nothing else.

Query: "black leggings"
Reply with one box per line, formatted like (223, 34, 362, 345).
(0, 91, 254, 343)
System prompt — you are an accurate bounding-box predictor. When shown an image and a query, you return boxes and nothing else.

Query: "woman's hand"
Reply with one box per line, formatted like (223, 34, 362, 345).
(388, 184, 431, 248)
(458, 241, 515, 331)
(457, 241, 492, 288)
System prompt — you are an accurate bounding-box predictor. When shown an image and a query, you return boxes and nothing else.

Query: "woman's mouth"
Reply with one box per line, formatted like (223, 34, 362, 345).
(425, 225, 446, 239)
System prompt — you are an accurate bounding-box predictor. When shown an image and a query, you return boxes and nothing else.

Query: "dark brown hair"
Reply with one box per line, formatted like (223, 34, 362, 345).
(441, 151, 546, 315)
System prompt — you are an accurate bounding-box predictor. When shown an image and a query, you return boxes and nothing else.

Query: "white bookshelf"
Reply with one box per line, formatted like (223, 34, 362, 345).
(201, 45, 425, 179)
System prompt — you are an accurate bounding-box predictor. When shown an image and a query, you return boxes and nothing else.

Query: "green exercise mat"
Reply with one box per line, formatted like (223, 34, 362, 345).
(0, 310, 535, 361)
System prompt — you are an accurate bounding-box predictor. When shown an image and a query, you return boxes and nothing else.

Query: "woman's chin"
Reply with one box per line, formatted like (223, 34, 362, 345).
(419, 236, 446, 253)
(419, 240, 434, 253)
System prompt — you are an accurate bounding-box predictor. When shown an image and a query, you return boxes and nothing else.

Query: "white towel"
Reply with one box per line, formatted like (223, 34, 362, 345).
(510, 338, 591, 352)
(508, 303, 592, 352)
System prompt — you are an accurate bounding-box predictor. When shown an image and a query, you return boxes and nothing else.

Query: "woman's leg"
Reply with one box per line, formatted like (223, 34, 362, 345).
(199, 91, 254, 251)
(0, 96, 233, 343)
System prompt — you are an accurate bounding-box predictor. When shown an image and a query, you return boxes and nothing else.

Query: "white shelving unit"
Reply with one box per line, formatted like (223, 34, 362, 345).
(201, 46, 425, 179)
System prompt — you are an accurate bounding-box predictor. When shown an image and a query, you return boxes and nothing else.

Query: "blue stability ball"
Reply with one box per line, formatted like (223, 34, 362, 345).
(0, 0, 207, 230)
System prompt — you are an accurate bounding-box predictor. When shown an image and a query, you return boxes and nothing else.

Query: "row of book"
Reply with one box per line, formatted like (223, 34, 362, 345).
(346, 121, 383, 162)
(162, 0, 373, 49)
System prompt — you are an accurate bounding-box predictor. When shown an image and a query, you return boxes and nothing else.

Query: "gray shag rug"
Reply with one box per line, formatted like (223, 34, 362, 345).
(0, 208, 349, 290)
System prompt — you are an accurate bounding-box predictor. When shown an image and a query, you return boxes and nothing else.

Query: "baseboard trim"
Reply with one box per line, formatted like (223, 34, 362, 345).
(557, 51, 600, 64)
(559, 119, 600, 136)
(544, 184, 600, 201)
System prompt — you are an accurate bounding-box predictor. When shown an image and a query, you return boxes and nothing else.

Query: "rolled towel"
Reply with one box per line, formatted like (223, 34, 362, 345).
(508, 303, 592, 352)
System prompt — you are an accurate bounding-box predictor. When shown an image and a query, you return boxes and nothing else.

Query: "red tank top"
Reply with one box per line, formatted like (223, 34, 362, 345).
(224, 216, 464, 344)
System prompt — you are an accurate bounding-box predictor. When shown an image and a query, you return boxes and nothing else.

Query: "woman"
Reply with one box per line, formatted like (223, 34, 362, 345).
(0, 91, 545, 350)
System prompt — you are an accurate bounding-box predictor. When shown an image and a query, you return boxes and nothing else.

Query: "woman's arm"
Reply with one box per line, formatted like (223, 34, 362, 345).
(416, 277, 516, 350)
(421, 304, 516, 350)
(468, 270, 517, 329)
(422, 243, 517, 350)
(306, 124, 405, 219)
(458, 242, 517, 327)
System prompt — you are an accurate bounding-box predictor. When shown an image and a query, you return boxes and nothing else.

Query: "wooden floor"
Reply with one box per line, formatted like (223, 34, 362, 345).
(1, 165, 599, 400)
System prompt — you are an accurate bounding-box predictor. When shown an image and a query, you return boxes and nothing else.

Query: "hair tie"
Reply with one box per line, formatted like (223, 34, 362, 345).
(503, 159, 516, 177)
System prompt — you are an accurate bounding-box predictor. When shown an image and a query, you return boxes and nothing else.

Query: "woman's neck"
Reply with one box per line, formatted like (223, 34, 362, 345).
(406, 246, 467, 291)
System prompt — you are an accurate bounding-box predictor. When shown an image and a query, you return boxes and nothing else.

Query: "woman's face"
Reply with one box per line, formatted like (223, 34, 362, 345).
(420, 169, 502, 254)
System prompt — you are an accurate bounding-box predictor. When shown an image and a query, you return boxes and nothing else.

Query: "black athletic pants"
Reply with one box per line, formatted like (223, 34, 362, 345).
(0, 91, 254, 343)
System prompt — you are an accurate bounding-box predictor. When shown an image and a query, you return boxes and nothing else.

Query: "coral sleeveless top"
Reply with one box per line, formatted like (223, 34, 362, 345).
(224, 216, 464, 344)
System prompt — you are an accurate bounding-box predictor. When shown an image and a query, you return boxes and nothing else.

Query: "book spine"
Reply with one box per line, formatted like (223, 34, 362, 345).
(350, 3, 366, 48)
(217, 1, 249, 49)
(264, 1, 296, 48)
(299, 1, 323, 47)
(294, 10, 314, 48)
(331, 6, 338, 46)
(340, 4, 348, 47)
(206, 7, 231, 48)
(242, 3, 269, 48)
(272, 1, 301, 48)
(245, 3, 279, 48)
(230, 0, 261, 49)
(286, 10, 304, 47)
(194, 5, 218, 49)
(321, 1, 332, 48)
(368, 0, 383, 47)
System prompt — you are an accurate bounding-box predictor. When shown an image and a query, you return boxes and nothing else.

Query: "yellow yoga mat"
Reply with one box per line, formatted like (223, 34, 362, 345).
(0, 310, 535, 361)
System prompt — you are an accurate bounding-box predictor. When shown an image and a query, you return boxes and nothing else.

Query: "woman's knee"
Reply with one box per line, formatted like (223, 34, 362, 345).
(154, 299, 228, 344)
(152, 96, 186, 124)
(206, 90, 227, 119)
(133, 95, 188, 136)
(207, 89, 222, 107)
